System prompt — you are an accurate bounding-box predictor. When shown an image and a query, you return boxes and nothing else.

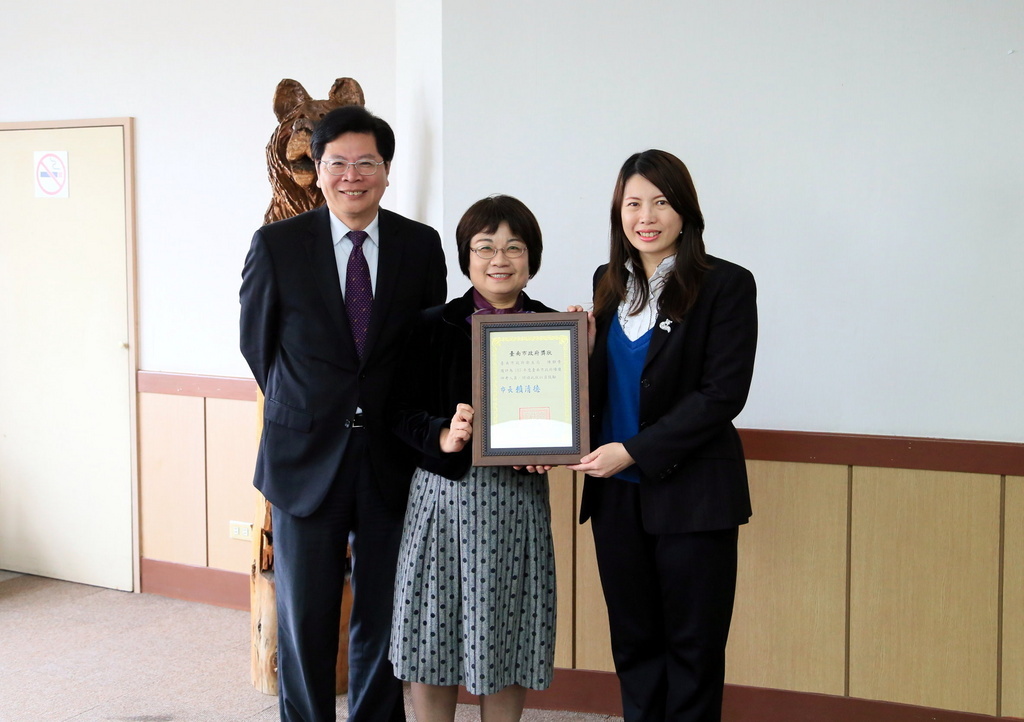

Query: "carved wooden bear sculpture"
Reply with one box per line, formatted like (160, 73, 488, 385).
(264, 77, 365, 225)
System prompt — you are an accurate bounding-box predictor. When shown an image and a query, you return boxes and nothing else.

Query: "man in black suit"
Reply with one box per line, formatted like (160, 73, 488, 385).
(240, 106, 447, 722)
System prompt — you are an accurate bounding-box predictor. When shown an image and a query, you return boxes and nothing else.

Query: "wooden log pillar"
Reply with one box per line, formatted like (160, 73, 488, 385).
(251, 492, 278, 694)
(251, 389, 350, 695)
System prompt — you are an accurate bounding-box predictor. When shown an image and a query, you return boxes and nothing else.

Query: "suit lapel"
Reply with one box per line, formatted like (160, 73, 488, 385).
(644, 312, 687, 370)
(592, 313, 613, 410)
(304, 207, 359, 357)
(363, 209, 401, 360)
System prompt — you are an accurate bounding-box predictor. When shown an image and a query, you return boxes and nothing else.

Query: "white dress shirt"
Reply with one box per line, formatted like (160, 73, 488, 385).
(329, 212, 380, 297)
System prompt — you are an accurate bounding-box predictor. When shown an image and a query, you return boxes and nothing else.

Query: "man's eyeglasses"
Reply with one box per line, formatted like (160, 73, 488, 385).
(470, 244, 527, 260)
(319, 159, 386, 176)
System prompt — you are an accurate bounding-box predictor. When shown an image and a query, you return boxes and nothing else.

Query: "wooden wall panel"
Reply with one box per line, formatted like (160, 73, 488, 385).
(849, 468, 1000, 715)
(1004, 475, 1024, 718)
(726, 461, 848, 694)
(138, 393, 206, 565)
(573, 484, 614, 672)
(131, 369, 1024, 717)
(205, 398, 260, 574)
(548, 467, 576, 669)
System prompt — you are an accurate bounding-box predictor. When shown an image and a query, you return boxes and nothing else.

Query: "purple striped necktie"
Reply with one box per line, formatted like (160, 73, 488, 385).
(345, 230, 373, 357)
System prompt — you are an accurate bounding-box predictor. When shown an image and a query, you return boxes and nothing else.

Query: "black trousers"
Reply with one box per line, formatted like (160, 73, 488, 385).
(272, 430, 406, 722)
(589, 477, 739, 722)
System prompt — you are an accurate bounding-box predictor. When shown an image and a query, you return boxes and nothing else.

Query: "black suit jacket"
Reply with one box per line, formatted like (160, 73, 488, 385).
(240, 206, 447, 516)
(579, 255, 757, 534)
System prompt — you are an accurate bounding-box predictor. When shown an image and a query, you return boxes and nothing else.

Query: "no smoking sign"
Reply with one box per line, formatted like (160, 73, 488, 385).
(35, 151, 70, 198)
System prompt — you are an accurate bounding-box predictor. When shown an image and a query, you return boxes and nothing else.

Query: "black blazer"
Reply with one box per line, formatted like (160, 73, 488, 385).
(240, 206, 447, 516)
(391, 289, 555, 481)
(579, 255, 757, 534)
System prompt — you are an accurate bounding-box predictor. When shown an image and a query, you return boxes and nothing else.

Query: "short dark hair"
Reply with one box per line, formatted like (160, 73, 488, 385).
(310, 106, 396, 163)
(594, 149, 710, 322)
(455, 195, 543, 279)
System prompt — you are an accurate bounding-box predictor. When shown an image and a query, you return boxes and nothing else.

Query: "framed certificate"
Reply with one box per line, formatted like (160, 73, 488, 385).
(471, 311, 590, 466)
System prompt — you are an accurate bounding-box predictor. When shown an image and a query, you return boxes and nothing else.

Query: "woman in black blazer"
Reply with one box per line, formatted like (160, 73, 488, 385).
(569, 150, 757, 722)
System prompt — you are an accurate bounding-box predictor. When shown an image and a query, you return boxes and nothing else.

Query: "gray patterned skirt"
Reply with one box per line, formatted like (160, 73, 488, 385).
(389, 464, 556, 695)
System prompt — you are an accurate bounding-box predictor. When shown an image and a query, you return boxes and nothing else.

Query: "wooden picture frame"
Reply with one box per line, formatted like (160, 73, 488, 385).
(471, 312, 590, 466)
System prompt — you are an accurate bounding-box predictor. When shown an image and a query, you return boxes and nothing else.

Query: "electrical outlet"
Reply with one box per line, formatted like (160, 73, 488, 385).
(229, 521, 253, 541)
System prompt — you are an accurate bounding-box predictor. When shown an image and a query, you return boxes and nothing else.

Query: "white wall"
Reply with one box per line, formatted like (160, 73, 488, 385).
(1, 0, 400, 377)
(3, 1, 1022, 442)
(393, 0, 444, 235)
(442, 0, 1024, 442)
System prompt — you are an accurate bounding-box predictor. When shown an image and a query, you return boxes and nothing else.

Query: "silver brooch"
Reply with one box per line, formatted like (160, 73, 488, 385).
(659, 319, 673, 333)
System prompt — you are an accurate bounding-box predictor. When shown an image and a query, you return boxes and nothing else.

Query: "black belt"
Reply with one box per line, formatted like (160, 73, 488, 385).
(350, 412, 366, 429)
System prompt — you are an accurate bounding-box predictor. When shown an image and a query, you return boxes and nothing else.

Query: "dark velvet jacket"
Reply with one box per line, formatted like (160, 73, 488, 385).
(391, 288, 555, 481)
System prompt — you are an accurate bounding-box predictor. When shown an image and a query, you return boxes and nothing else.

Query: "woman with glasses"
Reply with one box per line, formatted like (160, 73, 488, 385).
(389, 195, 556, 722)
(568, 150, 758, 722)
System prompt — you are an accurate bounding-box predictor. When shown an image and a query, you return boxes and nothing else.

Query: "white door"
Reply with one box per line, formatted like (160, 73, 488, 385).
(0, 121, 137, 591)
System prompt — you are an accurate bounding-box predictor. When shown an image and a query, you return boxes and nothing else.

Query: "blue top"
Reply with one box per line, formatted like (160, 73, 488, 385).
(600, 316, 653, 483)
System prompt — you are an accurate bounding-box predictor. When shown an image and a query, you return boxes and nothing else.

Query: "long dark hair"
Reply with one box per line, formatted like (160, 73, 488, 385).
(593, 150, 711, 322)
